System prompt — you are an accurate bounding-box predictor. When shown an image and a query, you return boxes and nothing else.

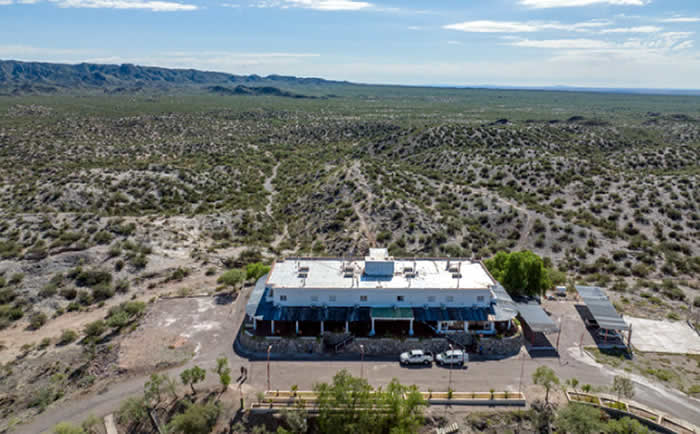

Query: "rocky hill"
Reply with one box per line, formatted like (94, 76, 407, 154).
(0, 60, 347, 95)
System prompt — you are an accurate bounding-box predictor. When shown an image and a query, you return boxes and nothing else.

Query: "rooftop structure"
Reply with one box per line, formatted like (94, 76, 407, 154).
(266, 249, 496, 291)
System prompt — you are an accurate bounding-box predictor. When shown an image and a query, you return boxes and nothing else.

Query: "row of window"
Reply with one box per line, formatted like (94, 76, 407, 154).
(279, 294, 486, 303)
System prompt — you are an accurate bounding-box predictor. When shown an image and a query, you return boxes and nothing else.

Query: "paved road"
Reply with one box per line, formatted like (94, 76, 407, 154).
(18, 289, 700, 433)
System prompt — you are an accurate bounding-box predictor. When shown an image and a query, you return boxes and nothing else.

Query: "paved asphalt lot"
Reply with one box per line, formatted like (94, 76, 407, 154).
(19, 287, 700, 433)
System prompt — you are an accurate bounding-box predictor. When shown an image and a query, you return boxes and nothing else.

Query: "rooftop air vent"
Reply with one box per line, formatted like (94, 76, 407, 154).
(449, 265, 459, 273)
(299, 265, 310, 272)
(298, 272, 308, 278)
(452, 273, 462, 279)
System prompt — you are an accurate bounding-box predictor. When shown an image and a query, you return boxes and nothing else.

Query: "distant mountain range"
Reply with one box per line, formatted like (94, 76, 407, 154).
(0, 59, 348, 96)
(1, 59, 699, 97)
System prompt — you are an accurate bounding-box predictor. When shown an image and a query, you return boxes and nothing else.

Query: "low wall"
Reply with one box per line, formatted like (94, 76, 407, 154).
(477, 332, 523, 359)
(343, 337, 450, 356)
(239, 331, 324, 354)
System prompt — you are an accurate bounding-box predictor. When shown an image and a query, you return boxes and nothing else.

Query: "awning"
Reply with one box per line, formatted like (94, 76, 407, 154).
(576, 286, 629, 331)
(371, 307, 414, 319)
(254, 292, 371, 322)
(412, 306, 492, 322)
(515, 302, 559, 333)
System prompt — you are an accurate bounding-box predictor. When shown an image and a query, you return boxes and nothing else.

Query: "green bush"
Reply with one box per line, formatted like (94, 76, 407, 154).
(217, 269, 244, 287)
(58, 329, 78, 345)
(83, 320, 106, 338)
(29, 312, 48, 330)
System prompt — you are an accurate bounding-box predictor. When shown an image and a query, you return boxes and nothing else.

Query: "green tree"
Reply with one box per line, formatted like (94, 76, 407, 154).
(612, 376, 635, 401)
(315, 370, 377, 434)
(167, 400, 220, 434)
(144, 373, 174, 406)
(485, 250, 552, 296)
(314, 369, 425, 434)
(217, 269, 245, 288)
(532, 366, 559, 404)
(377, 379, 426, 434)
(555, 403, 605, 434)
(53, 422, 85, 434)
(214, 357, 231, 392)
(181, 365, 206, 394)
(606, 416, 650, 434)
(245, 262, 271, 281)
(566, 378, 579, 392)
(117, 397, 148, 427)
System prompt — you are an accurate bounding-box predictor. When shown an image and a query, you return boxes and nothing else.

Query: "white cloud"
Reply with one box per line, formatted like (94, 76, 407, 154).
(0, 0, 13, 4)
(221, 2, 239, 6)
(51, 0, 197, 10)
(446, 40, 462, 45)
(519, 0, 646, 8)
(408, 26, 423, 31)
(511, 38, 613, 49)
(258, 0, 371, 10)
(600, 26, 661, 33)
(661, 17, 700, 23)
(444, 19, 612, 33)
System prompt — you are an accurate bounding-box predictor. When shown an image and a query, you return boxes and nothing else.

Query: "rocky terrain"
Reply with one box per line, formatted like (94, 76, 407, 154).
(0, 88, 699, 429)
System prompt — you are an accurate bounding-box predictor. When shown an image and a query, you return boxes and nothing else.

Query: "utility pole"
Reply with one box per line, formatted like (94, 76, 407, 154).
(266, 345, 272, 391)
(448, 344, 454, 393)
(360, 344, 365, 379)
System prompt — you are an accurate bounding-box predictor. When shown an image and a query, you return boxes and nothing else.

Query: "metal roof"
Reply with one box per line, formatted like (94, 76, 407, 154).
(246, 274, 268, 317)
(576, 285, 629, 331)
(515, 302, 559, 333)
(412, 306, 493, 322)
(254, 290, 371, 322)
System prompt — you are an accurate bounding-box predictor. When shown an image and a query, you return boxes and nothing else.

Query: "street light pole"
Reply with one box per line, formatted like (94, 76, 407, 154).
(267, 345, 272, 391)
(448, 344, 453, 393)
(360, 344, 365, 379)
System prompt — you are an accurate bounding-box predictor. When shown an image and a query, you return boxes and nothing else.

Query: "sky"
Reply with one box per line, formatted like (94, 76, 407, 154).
(1, 0, 700, 88)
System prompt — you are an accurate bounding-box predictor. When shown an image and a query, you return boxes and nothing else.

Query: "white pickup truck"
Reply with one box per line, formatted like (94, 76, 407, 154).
(399, 349, 434, 366)
(435, 349, 468, 367)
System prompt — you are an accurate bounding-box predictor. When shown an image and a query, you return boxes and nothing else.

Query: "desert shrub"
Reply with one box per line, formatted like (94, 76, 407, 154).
(83, 320, 106, 338)
(60, 287, 78, 300)
(694, 296, 700, 308)
(52, 422, 84, 434)
(114, 278, 129, 293)
(92, 283, 114, 301)
(129, 254, 148, 270)
(75, 269, 112, 287)
(93, 231, 113, 245)
(29, 312, 48, 330)
(218, 269, 244, 287)
(9, 273, 24, 285)
(58, 329, 78, 345)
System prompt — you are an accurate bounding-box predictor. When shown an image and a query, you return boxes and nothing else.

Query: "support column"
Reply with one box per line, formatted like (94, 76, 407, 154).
(271, 320, 275, 335)
(507, 319, 512, 330)
(490, 322, 495, 333)
(409, 319, 414, 336)
(320, 321, 325, 335)
(345, 321, 349, 334)
(464, 321, 468, 332)
(369, 318, 375, 336)
(295, 321, 299, 335)
(253, 318, 257, 331)
(437, 322, 442, 333)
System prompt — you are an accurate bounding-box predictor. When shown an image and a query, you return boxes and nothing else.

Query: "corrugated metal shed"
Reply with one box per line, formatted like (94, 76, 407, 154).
(576, 285, 629, 331)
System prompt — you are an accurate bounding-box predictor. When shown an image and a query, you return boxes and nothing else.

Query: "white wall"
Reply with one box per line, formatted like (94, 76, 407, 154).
(269, 287, 493, 308)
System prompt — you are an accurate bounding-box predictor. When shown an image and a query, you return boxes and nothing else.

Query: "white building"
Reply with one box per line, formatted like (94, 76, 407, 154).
(246, 248, 518, 338)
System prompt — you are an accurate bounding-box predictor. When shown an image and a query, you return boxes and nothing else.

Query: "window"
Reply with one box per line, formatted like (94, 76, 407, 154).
(280, 295, 287, 301)
(428, 296, 436, 302)
(360, 295, 368, 302)
(397, 296, 405, 302)
(477, 295, 485, 302)
(446, 296, 454, 302)
(329, 295, 336, 302)
(311, 295, 318, 302)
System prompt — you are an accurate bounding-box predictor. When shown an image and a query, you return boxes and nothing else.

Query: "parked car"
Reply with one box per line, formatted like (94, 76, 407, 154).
(399, 349, 434, 365)
(436, 349, 468, 367)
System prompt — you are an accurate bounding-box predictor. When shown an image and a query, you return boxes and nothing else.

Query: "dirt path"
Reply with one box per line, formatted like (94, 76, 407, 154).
(475, 187, 534, 249)
(263, 163, 280, 217)
(350, 162, 376, 248)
